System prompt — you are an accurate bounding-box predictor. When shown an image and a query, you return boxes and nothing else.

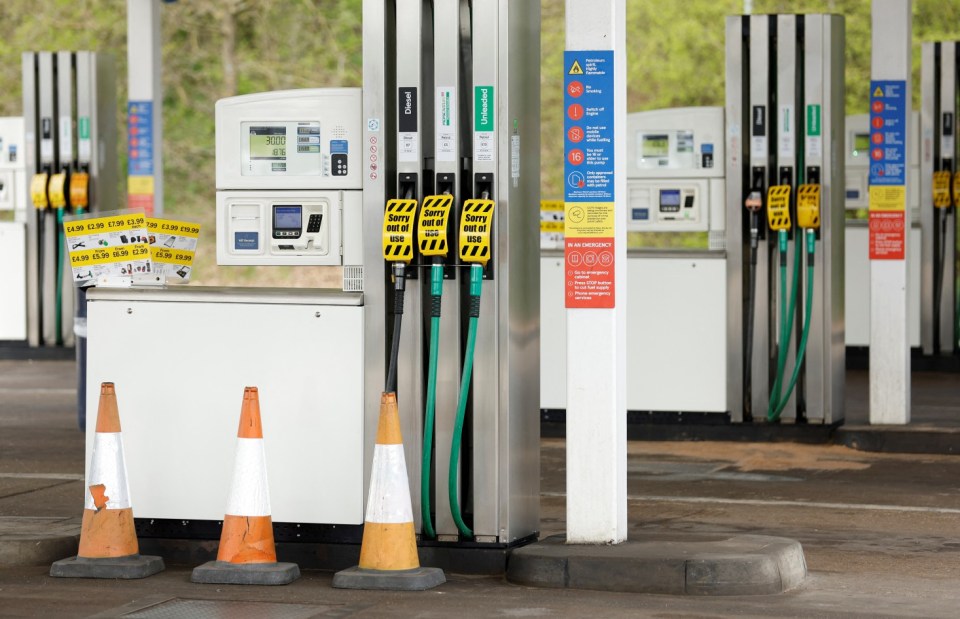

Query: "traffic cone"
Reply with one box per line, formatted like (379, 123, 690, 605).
(50, 382, 164, 579)
(191, 387, 300, 585)
(333, 392, 445, 590)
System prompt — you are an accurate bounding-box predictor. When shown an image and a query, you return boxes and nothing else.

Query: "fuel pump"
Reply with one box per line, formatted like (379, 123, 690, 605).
(22, 50, 116, 351)
(921, 41, 959, 355)
(726, 13, 844, 425)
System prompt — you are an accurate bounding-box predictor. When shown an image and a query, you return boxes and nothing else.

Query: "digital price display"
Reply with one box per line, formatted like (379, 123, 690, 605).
(250, 126, 287, 160)
(853, 133, 870, 156)
(642, 134, 669, 158)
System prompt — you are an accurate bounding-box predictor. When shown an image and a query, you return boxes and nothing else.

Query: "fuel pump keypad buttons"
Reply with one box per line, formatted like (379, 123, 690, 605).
(797, 184, 821, 230)
(459, 199, 494, 267)
(933, 170, 952, 208)
(766, 185, 791, 231)
(417, 194, 453, 257)
(382, 199, 417, 263)
(307, 213, 323, 234)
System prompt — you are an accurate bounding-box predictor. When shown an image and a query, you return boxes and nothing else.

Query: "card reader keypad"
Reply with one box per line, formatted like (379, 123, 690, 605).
(307, 213, 323, 233)
(332, 154, 348, 176)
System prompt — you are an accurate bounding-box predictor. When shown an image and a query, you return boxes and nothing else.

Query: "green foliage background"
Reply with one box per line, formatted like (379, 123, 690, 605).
(0, 0, 958, 282)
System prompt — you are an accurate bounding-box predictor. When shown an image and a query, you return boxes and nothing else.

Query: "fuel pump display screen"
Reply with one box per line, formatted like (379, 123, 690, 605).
(273, 205, 302, 238)
(659, 189, 681, 212)
(249, 126, 287, 160)
(853, 133, 870, 156)
(642, 134, 670, 158)
(241, 121, 322, 176)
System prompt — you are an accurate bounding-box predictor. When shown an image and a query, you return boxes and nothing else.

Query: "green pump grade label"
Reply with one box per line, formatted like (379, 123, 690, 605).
(806, 105, 821, 137)
(475, 86, 494, 131)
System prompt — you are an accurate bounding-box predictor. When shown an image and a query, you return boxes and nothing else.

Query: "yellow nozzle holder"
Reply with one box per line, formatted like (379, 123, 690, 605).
(382, 198, 417, 263)
(417, 194, 453, 257)
(30, 172, 49, 209)
(797, 183, 821, 230)
(47, 172, 68, 209)
(69, 172, 90, 210)
(766, 185, 791, 231)
(933, 170, 951, 209)
(459, 198, 494, 267)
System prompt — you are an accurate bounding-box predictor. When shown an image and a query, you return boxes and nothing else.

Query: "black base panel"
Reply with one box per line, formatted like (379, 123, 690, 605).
(541, 410, 838, 444)
(846, 346, 960, 372)
(137, 531, 537, 575)
(135, 519, 363, 544)
(0, 342, 75, 361)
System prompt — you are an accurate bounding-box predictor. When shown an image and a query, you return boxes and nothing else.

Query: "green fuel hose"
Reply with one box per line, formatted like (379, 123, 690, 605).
(420, 264, 443, 539)
(769, 229, 801, 416)
(769, 230, 816, 422)
(449, 263, 483, 538)
(55, 208, 64, 345)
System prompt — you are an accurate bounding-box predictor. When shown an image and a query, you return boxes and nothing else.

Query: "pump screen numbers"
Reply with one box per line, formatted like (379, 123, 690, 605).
(250, 126, 287, 160)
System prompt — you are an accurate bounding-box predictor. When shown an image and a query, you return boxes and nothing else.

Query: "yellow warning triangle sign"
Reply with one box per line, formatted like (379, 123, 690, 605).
(568, 60, 584, 75)
(873, 86, 884, 97)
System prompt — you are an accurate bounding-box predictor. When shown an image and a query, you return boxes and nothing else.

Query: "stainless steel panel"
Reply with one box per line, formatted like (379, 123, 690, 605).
(38, 52, 57, 347)
(432, 0, 462, 540)
(361, 0, 392, 533)
(57, 51, 75, 348)
(920, 42, 936, 355)
(776, 15, 798, 422)
(823, 15, 846, 424)
(393, 0, 427, 528)
(725, 16, 745, 422)
(497, 0, 540, 543)
(22, 53, 40, 348)
(88, 52, 118, 214)
(471, 0, 500, 542)
(804, 14, 827, 423)
(748, 15, 771, 420)
(87, 286, 363, 306)
(938, 43, 956, 353)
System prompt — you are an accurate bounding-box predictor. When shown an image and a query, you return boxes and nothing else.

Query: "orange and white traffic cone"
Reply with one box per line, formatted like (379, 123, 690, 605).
(191, 386, 300, 585)
(50, 382, 164, 578)
(333, 392, 444, 590)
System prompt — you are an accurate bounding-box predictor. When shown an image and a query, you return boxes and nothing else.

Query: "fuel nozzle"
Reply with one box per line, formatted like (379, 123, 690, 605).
(797, 184, 822, 231)
(934, 170, 952, 210)
(744, 190, 763, 251)
(30, 170, 50, 209)
(381, 197, 418, 393)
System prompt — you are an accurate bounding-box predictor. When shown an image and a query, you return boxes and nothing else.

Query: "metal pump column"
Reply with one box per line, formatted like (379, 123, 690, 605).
(920, 41, 958, 356)
(431, 0, 463, 542)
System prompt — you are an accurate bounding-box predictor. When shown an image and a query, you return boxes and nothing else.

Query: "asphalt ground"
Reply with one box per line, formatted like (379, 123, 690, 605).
(2, 359, 960, 617)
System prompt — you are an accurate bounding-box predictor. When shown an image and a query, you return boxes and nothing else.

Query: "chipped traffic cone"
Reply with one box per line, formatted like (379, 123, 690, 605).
(191, 387, 300, 585)
(50, 382, 164, 578)
(332, 392, 445, 590)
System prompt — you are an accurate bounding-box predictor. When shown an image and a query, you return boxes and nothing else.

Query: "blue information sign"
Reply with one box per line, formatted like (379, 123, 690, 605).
(127, 101, 154, 176)
(868, 80, 907, 187)
(563, 51, 614, 202)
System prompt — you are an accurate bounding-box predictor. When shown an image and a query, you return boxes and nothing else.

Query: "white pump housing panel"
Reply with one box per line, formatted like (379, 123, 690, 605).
(215, 89, 363, 266)
(626, 107, 726, 234)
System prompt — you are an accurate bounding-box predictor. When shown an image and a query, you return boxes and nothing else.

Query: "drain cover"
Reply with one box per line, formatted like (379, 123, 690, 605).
(122, 599, 333, 619)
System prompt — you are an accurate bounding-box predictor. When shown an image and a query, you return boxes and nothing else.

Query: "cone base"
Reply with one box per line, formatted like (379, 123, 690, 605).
(191, 560, 300, 586)
(49, 554, 164, 579)
(332, 565, 445, 591)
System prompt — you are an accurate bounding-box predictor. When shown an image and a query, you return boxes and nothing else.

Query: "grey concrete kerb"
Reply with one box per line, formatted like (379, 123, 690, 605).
(0, 517, 80, 567)
(507, 533, 806, 595)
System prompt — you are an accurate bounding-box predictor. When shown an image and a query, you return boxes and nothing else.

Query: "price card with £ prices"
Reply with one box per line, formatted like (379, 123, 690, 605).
(63, 210, 153, 285)
(146, 217, 201, 283)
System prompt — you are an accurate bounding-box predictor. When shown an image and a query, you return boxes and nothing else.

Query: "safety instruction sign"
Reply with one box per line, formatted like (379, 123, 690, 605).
(540, 200, 565, 250)
(868, 80, 907, 260)
(146, 217, 201, 283)
(564, 50, 615, 309)
(63, 210, 153, 284)
(128, 101, 155, 216)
